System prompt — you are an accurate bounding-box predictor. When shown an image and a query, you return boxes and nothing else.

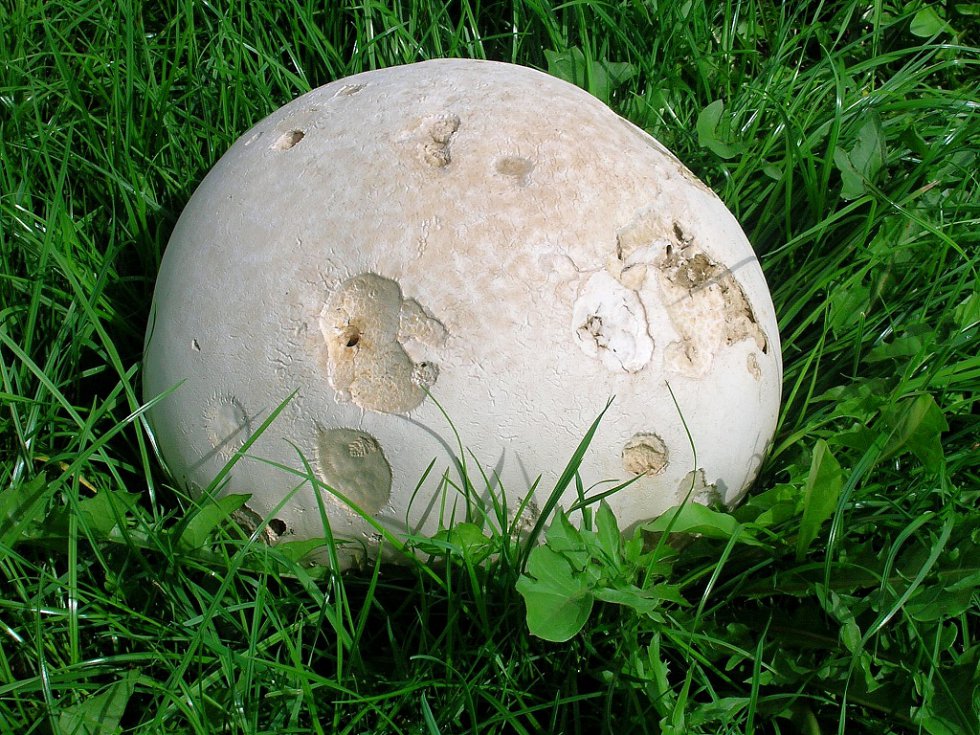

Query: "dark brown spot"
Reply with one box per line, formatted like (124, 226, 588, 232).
(672, 221, 688, 243)
(269, 518, 287, 535)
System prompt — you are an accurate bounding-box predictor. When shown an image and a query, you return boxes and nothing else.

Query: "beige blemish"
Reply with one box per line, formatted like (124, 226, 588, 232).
(320, 273, 446, 414)
(495, 155, 534, 185)
(315, 427, 392, 515)
(622, 432, 669, 476)
(420, 114, 460, 167)
(658, 220, 768, 375)
(202, 395, 251, 458)
(608, 207, 768, 378)
(271, 129, 305, 151)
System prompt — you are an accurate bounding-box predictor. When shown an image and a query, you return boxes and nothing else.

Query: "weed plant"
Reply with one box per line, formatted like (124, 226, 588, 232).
(1, 1, 977, 733)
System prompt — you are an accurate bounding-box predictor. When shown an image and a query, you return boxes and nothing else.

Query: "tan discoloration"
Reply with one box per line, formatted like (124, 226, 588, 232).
(508, 494, 541, 536)
(315, 428, 392, 516)
(271, 129, 305, 151)
(399, 298, 448, 347)
(606, 207, 768, 378)
(495, 155, 534, 185)
(232, 504, 287, 544)
(420, 114, 460, 167)
(334, 84, 366, 97)
(623, 433, 668, 476)
(202, 395, 251, 458)
(320, 273, 446, 414)
(659, 227, 768, 369)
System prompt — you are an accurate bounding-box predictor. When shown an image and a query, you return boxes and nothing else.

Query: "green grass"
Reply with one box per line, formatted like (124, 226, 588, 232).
(1, 0, 978, 733)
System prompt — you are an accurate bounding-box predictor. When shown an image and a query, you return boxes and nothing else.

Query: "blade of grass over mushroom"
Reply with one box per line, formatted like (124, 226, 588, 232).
(239, 449, 446, 582)
(422, 392, 481, 516)
(198, 390, 297, 497)
(518, 398, 613, 569)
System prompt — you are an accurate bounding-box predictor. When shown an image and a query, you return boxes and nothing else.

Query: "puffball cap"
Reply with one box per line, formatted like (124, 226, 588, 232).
(144, 59, 782, 565)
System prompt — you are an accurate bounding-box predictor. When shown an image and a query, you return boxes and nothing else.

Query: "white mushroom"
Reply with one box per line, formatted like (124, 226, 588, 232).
(143, 59, 782, 567)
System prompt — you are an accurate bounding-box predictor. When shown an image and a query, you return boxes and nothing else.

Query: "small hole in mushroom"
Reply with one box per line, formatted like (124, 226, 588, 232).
(191, 339, 201, 351)
(346, 333, 360, 348)
(269, 518, 287, 535)
(272, 129, 305, 151)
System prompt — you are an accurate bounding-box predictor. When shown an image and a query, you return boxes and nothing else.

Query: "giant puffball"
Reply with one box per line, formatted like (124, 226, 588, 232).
(143, 59, 782, 567)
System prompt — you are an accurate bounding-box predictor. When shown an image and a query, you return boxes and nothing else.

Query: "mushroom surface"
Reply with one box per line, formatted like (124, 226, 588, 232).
(143, 59, 782, 567)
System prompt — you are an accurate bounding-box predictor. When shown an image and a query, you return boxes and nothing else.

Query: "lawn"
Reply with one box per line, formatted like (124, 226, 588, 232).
(1, 1, 977, 733)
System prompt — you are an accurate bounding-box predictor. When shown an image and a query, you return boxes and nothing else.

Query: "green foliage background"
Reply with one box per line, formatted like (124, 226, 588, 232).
(1, 1, 977, 733)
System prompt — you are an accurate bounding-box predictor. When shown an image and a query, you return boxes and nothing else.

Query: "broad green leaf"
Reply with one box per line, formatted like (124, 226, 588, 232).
(176, 493, 251, 551)
(834, 147, 865, 199)
(828, 283, 870, 336)
(762, 163, 782, 180)
(848, 112, 885, 181)
(834, 112, 885, 199)
(697, 100, 741, 159)
(0, 474, 55, 550)
(642, 503, 764, 546)
(834, 425, 878, 453)
(544, 510, 589, 570)
(688, 697, 752, 726)
(544, 47, 635, 103)
(424, 523, 493, 561)
(953, 291, 980, 329)
(77, 491, 140, 536)
(516, 545, 594, 642)
(735, 482, 800, 525)
(907, 584, 976, 622)
(866, 326, 933, 363)
(594, 582, 686, 618)
(275, 537, 331, 563)
(753, 500, 801, 528)
(814, 378, 889, 420)
(446, 522, 492, 558)
(880, 394, 949, 472)
(910, 6, 952, 37)
(912, 657, 979, 735)
(796, 440, 843, 559)
(594, 584, 661, 618)
(814, 585, 868, 682)
(594, 501, 621, 565)
(57, 670, 138, 735)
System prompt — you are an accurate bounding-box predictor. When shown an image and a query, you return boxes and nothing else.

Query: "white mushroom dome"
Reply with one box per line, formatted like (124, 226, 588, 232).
(143, 59, 782, 567)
